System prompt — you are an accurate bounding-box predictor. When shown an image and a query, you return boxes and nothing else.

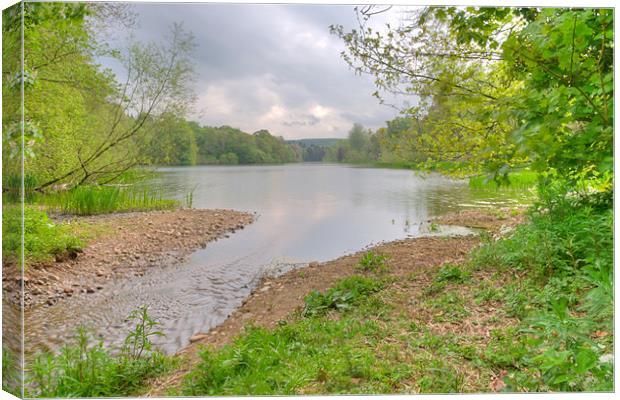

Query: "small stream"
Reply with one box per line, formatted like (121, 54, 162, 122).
(14, 164, 533, 357)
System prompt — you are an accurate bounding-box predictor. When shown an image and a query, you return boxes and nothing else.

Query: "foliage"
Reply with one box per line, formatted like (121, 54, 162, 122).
(331, 7, 613, 184)
(2, 2, 197, 190)
(142, 118, 302, 165)
(2, 206, 82, 264)
(302, 276, 385, 317)
(28, 307, 174, 397)
(40, 185, 178, 215)
(472, 196, 613, 391)
(357, 251, 389, 274)
(182, 278, 407, 396)
(469, 170, 538, 190)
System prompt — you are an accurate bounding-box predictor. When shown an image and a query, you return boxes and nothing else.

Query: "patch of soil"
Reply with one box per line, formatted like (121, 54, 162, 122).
(145, 210, 524, 396)
(2, 209, 254, 308)
(434, 208, 526, 231)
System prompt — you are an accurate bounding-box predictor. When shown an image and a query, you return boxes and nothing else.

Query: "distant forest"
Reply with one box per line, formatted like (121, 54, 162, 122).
(147, 115, 430, 167)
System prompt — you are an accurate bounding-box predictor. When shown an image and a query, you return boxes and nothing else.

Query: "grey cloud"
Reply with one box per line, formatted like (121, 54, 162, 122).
(120, 3, 405, 138)
(282, 114, 321, 127)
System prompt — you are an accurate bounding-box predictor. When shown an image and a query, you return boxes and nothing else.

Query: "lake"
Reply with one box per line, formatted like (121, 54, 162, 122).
(23, 164, 533, 355)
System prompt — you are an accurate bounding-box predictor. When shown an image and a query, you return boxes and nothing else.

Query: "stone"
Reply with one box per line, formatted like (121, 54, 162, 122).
(189, 333, 209, 343)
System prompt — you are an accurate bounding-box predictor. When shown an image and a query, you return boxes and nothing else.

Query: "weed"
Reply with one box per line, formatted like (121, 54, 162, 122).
(2, 346, 21, 396)
(303, 276, 384, 317)
(27, 307, 173, 397)
(357, 251, 389, 274)
(184, 185, 197, 209)
(434, 264, 470, 284)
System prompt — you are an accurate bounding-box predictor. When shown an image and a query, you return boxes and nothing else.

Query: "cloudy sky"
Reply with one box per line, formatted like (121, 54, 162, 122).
(122, 3, 410, 139)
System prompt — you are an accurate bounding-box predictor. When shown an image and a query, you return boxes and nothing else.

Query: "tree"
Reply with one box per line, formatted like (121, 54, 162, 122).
(34, 19, 197, 188)
(2, 2, 197, 190)
(332, 6, 613, 186)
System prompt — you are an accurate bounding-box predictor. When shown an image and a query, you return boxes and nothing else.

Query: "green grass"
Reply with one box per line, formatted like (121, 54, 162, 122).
(2, 206, 83, 264)
(182, 275, 412, 396)
(356, 251, 389, 274)
(40, 184, 178, 216)
(2, 345, 21, 396)
(27, 306, 175, 398)
(468, 170, 538, 190)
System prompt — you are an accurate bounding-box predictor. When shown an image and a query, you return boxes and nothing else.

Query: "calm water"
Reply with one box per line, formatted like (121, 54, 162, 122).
(23, 164, 533, 355)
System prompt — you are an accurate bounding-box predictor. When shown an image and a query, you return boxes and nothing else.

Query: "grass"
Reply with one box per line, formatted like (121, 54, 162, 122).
(27, 306, 175, 398)
(2, 345, 21, 396)
(2, 206, 83, 265)
(469, 170, 538, 190)
(356, 251, 389, 274)
(40, 184, 178, 216)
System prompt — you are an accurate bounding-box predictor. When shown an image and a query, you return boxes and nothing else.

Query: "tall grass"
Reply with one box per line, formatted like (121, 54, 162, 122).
(2, 174, 39, 203)
(41, 185, 178, 216)
(2, 206, 82, 264)
(469, 170, 538, 190)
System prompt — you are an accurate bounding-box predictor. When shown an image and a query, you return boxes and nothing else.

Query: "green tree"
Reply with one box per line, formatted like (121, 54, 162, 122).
(332, 6, 613, 186)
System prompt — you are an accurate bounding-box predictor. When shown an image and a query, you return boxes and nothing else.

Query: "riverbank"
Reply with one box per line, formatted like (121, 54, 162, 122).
(145, 208, 526, 395)
(2, 209, 254, 308)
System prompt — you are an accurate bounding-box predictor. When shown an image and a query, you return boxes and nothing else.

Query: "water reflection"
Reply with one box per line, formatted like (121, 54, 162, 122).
(23, 164, 533, 356)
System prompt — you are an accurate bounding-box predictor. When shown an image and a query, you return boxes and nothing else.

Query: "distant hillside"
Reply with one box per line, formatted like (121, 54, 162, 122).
(286, 138, 340, 147)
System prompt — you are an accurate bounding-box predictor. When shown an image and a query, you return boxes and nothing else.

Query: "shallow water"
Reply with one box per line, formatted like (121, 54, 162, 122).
(21, 164, 533, 356)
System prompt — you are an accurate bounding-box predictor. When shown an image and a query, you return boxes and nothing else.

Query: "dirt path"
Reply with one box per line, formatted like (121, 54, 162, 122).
(2, 209, 254, 308)
(146, 209, 524, 396)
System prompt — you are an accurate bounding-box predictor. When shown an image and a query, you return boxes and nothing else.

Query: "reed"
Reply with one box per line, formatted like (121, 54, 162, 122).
(42, 185, 178, 216)
(468, 170, 538, 190)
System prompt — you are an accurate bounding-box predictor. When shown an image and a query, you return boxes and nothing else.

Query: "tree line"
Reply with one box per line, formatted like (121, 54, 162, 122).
(140, 115, 301, 165)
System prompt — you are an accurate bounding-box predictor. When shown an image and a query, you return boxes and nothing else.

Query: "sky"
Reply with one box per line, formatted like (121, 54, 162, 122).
(118, 3, 411, 140)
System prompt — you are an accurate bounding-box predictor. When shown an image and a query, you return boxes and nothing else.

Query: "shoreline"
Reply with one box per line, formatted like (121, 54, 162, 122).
(2, 208, 255, 309)
(145, 208, 525, 396)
